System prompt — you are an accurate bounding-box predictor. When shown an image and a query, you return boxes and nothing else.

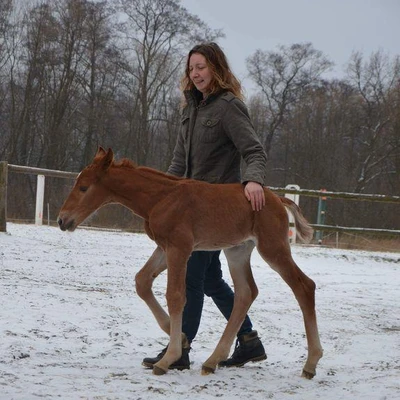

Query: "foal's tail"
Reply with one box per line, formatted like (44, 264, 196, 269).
(280, 197, 314, 243)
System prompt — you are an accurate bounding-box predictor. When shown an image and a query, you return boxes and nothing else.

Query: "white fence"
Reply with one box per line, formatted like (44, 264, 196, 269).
(1, 161, 400, 238)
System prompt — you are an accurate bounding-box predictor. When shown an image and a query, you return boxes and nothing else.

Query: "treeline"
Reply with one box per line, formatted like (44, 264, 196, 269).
(1, 0, 399, 232)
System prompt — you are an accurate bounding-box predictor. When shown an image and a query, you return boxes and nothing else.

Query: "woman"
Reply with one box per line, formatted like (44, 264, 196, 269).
(143, 42, 268, 370)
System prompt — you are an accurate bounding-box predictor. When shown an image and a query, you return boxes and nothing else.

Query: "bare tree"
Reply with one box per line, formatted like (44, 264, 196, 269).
(0, 0, 13, 72)
(388, 83, 400, 195)
(76, 0, 124, 168)
(346, 50, 400, 192)
(275, 80, 356, 188)
(149, 82, 181, 170)
(6, 0, 87, 168)
(247, 42, 333, 155)
(6, 1, 57, 165)
(115, 0, 224, 165)
(0, 0, 14, 159)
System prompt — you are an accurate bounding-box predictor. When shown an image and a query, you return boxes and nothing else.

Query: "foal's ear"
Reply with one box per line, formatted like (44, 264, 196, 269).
(96, 146, 107, 156)
(94, 146, 113, 171)
(100, 148, 114, 171)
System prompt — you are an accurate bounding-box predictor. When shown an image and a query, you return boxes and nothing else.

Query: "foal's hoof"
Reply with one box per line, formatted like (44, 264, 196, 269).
(201, 365, 215, 375)
(302, 369, 316, 379)
(153, 365, 168, 376)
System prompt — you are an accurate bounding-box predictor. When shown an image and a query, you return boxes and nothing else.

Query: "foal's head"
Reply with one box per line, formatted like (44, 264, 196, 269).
(58, 147, 114, 231)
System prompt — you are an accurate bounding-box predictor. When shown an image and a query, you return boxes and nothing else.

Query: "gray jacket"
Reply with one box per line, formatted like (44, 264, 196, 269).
(168, 90, 268, 185)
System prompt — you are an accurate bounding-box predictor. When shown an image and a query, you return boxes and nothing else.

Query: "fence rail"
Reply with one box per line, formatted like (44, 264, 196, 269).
(310, 224, 400, 236)
(269, 187, 400, 204)
(8, 164, 78, 179)
(1, 161, 399, 238)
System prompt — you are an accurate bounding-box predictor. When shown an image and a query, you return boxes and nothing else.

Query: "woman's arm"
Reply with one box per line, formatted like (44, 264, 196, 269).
(223, 98, 268, 210)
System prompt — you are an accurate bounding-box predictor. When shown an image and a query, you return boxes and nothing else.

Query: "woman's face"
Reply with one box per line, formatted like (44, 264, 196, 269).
(188, 53, 213, 96)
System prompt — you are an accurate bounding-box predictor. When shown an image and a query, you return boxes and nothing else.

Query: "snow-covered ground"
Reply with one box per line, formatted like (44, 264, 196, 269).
(1, 223, 399, 400)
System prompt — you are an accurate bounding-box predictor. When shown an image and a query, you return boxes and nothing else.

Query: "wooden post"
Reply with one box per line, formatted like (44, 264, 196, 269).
(35, 174, 45, 226)
(285, 184, 300, 244)
(315, 189, 327, 244)
(0, 161, 8, 232)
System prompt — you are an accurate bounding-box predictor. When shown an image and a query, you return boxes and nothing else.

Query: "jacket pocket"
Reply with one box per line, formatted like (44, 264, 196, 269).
(181, 115, 190, 141)
(200, 118, 220, 143)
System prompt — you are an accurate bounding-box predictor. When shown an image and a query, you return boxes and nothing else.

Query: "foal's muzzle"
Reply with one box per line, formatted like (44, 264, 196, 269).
(57, 216, 75, 232)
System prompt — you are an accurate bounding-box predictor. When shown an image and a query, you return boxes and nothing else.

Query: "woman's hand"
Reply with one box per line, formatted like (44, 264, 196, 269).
(244, 181, 265, 211)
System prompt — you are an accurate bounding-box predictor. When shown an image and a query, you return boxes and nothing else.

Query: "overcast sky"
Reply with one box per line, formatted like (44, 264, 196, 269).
(183, 0, 400, 95)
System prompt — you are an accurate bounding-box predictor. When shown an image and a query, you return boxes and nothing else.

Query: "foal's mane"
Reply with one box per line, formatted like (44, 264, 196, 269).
(113, 158, 183, 182)
(114, 158, 137, 169)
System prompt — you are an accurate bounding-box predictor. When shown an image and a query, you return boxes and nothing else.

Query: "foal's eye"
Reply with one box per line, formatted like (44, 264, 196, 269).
(79, 186, 88, 193)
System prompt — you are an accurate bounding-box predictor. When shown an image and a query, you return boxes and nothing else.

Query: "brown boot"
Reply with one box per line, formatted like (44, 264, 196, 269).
(142, 333, 191, 370)
(218, 330, 267, 368)
(142, 345, 190, 370)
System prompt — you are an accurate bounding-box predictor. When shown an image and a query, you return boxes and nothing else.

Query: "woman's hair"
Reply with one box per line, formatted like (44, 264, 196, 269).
(180, 42, 244, 101)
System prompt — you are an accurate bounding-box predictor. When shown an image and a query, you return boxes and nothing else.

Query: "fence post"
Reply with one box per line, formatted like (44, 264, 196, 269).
(315, 189, 327, 244)
(35, 174, 45, 226)
(285, 184, 300, 244)
(0, 161, 8, 232)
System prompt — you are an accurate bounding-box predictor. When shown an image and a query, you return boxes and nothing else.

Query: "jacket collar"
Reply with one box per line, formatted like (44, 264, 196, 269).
(184, 88, 226, 107)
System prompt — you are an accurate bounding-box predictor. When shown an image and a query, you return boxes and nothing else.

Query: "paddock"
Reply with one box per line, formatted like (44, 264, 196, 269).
(1, 223, 399, 399)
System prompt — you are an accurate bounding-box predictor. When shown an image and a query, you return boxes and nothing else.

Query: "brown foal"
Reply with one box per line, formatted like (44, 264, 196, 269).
(58, 147, 323, 378)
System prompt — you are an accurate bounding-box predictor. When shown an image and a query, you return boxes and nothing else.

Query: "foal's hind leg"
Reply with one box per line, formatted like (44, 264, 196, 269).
(257, 240, 323, 378)
(202, 241, 257, 374)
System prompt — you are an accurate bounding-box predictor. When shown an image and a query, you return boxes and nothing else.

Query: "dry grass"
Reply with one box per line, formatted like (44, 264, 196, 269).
(319, 232, 400, 253)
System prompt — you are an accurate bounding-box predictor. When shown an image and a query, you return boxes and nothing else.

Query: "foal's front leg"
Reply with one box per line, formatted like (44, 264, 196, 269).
(135, 246, 170, 334)
(153, 247, 190, 375)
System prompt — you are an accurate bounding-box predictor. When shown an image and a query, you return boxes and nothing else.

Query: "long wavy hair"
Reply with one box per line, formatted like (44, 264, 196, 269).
(180, 42, 244, 101)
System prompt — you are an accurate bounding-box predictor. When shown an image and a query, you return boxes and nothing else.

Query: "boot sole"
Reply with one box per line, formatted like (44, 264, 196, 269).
(142, 361, 190, 371)
(218, 353, 267, 368)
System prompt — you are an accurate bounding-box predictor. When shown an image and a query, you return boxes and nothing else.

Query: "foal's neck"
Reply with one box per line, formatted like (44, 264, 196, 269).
(107, 164, 179, 220)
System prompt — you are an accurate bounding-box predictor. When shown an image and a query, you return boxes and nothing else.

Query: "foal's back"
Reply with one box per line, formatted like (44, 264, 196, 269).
(153, 180, 288, 251)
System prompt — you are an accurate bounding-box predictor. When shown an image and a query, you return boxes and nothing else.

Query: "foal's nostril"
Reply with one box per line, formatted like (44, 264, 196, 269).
(57, 217, 62, 226)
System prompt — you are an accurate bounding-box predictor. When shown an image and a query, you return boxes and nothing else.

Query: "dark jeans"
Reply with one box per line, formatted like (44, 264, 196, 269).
(182, 250, 253, 343)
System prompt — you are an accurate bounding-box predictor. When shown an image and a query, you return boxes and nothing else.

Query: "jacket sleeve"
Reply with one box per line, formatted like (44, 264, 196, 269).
(167, 123, 186, 177)
(222, 98, 268, 185)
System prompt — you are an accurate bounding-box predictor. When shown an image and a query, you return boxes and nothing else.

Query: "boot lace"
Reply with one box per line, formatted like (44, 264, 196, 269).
(157, 346, 168, 358)
(230, 339, 244, 360)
